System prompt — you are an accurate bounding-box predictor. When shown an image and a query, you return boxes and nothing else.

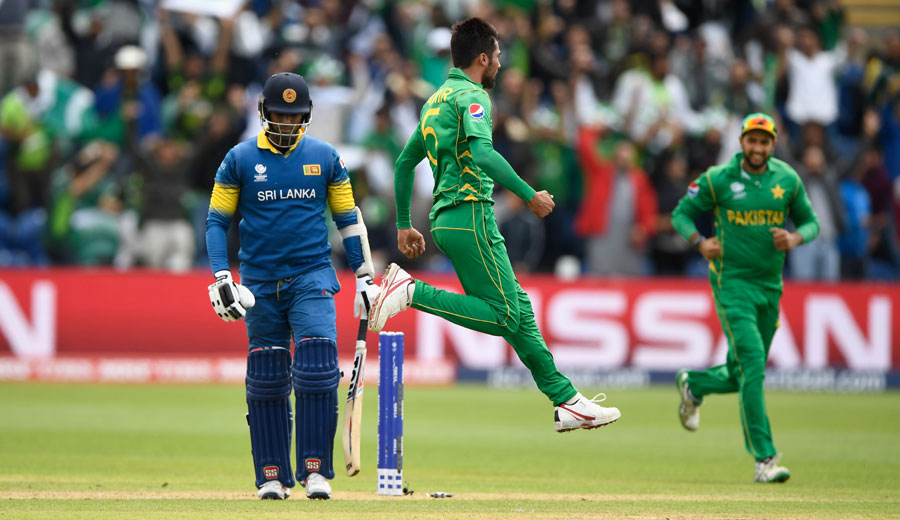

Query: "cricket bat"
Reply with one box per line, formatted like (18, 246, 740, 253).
(342, 317, 367, 477)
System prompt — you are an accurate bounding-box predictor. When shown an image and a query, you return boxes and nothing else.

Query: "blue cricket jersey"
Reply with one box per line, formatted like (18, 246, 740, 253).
(206, 131, 364, 281)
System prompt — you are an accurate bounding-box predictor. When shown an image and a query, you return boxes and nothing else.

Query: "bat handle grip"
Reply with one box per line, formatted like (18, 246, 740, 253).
(357, 318, 368, 341)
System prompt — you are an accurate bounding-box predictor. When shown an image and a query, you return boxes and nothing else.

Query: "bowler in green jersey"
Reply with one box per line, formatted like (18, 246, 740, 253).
(671, 113, 820, 483)
(368, 17, 622, 433)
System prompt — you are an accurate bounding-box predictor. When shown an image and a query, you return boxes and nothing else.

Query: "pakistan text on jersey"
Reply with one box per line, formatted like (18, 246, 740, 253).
(258, 188, 317, 201)
(726, 209, 785, 226)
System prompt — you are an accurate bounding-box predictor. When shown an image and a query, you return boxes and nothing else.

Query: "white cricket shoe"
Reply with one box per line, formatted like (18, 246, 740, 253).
(754, 453, 791, 483)
(304, 472, 332, 499)
(676, 369, 700, 431)
(368, 263, 414, 333)
(257, 480, 291, 500)
(554, 392, 621, 432)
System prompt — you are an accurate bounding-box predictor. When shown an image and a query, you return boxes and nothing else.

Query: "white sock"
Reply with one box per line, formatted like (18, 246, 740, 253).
(565, 392, 583, 406)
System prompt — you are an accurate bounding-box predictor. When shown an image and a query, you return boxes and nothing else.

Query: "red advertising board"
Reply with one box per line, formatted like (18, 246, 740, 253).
(0, 269, 897, 381)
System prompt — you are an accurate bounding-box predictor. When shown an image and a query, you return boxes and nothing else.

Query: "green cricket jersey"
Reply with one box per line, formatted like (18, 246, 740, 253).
(394, 68, 534, 227)
(671, 152, 819, 291)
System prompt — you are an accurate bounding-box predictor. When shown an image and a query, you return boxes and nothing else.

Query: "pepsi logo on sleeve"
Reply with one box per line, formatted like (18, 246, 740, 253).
(687, 182, 699, 197)
(469, 103, 485, 119)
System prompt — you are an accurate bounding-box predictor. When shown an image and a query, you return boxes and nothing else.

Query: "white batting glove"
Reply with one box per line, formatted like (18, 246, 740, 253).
(208, 270, 256, 322)
(354, 274, 380, 319)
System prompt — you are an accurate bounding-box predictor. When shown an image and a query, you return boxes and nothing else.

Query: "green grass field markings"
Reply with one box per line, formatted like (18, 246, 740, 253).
(1, 383, 898, 519)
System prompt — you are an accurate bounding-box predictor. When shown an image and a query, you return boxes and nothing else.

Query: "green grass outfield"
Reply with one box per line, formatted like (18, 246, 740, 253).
(1, 383, 898, 519)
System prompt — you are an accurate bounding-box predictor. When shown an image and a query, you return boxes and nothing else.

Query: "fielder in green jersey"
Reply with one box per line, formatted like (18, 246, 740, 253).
(671, 113, 820, 483)
(367, 17, 621, 433)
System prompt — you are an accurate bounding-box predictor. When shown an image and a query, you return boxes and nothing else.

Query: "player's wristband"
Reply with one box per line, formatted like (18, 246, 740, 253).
(691, 235, 704, 249)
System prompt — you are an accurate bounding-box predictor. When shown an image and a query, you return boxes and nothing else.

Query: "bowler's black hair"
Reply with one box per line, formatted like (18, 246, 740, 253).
(450, 17, 499, 68)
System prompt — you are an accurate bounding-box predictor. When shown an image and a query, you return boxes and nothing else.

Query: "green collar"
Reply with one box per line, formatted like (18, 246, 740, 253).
(448, 68, 482, 87)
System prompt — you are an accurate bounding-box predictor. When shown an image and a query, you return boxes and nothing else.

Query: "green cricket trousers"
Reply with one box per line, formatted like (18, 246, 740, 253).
(409, 201, 576, 406)
(685, 281, 781, 461)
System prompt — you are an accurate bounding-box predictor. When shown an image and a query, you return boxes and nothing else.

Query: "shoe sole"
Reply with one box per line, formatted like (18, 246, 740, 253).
(368, 264, 400, 333)
(307, 492, 331, 500)
(259, 493, 287, 500)
(258, 488, 290, 500)
(757, 473, 791, 484)
(555, 411, 622, 433)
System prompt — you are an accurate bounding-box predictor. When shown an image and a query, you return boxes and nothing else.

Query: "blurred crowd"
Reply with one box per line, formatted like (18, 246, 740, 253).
(0, 0, 898, 281)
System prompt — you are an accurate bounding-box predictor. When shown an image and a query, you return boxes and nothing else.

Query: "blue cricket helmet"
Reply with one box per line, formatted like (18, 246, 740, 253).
(258, 73, 313, 148)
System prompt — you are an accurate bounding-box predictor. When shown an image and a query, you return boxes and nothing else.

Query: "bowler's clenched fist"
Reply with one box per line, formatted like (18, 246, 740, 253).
(398, 227, 426, 259)
(528, 190, 555, 218)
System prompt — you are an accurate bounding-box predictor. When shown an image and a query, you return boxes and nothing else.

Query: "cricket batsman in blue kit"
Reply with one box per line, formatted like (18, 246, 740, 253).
(205, 72, 380, 500)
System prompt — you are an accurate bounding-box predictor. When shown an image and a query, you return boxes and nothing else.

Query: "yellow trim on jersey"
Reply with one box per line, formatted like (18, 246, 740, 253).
(714, 207, 724, 289)
(707, 169, 722, 289)
(454, 100, 463, 171)
(705, 170, 717, 203)
(327, 179, 355, 215)
(256, 130, 301, 155)
(210, 182, 239, 215)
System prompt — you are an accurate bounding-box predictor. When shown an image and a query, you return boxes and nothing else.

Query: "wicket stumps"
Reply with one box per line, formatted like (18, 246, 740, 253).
(377, 332, 404, 495)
